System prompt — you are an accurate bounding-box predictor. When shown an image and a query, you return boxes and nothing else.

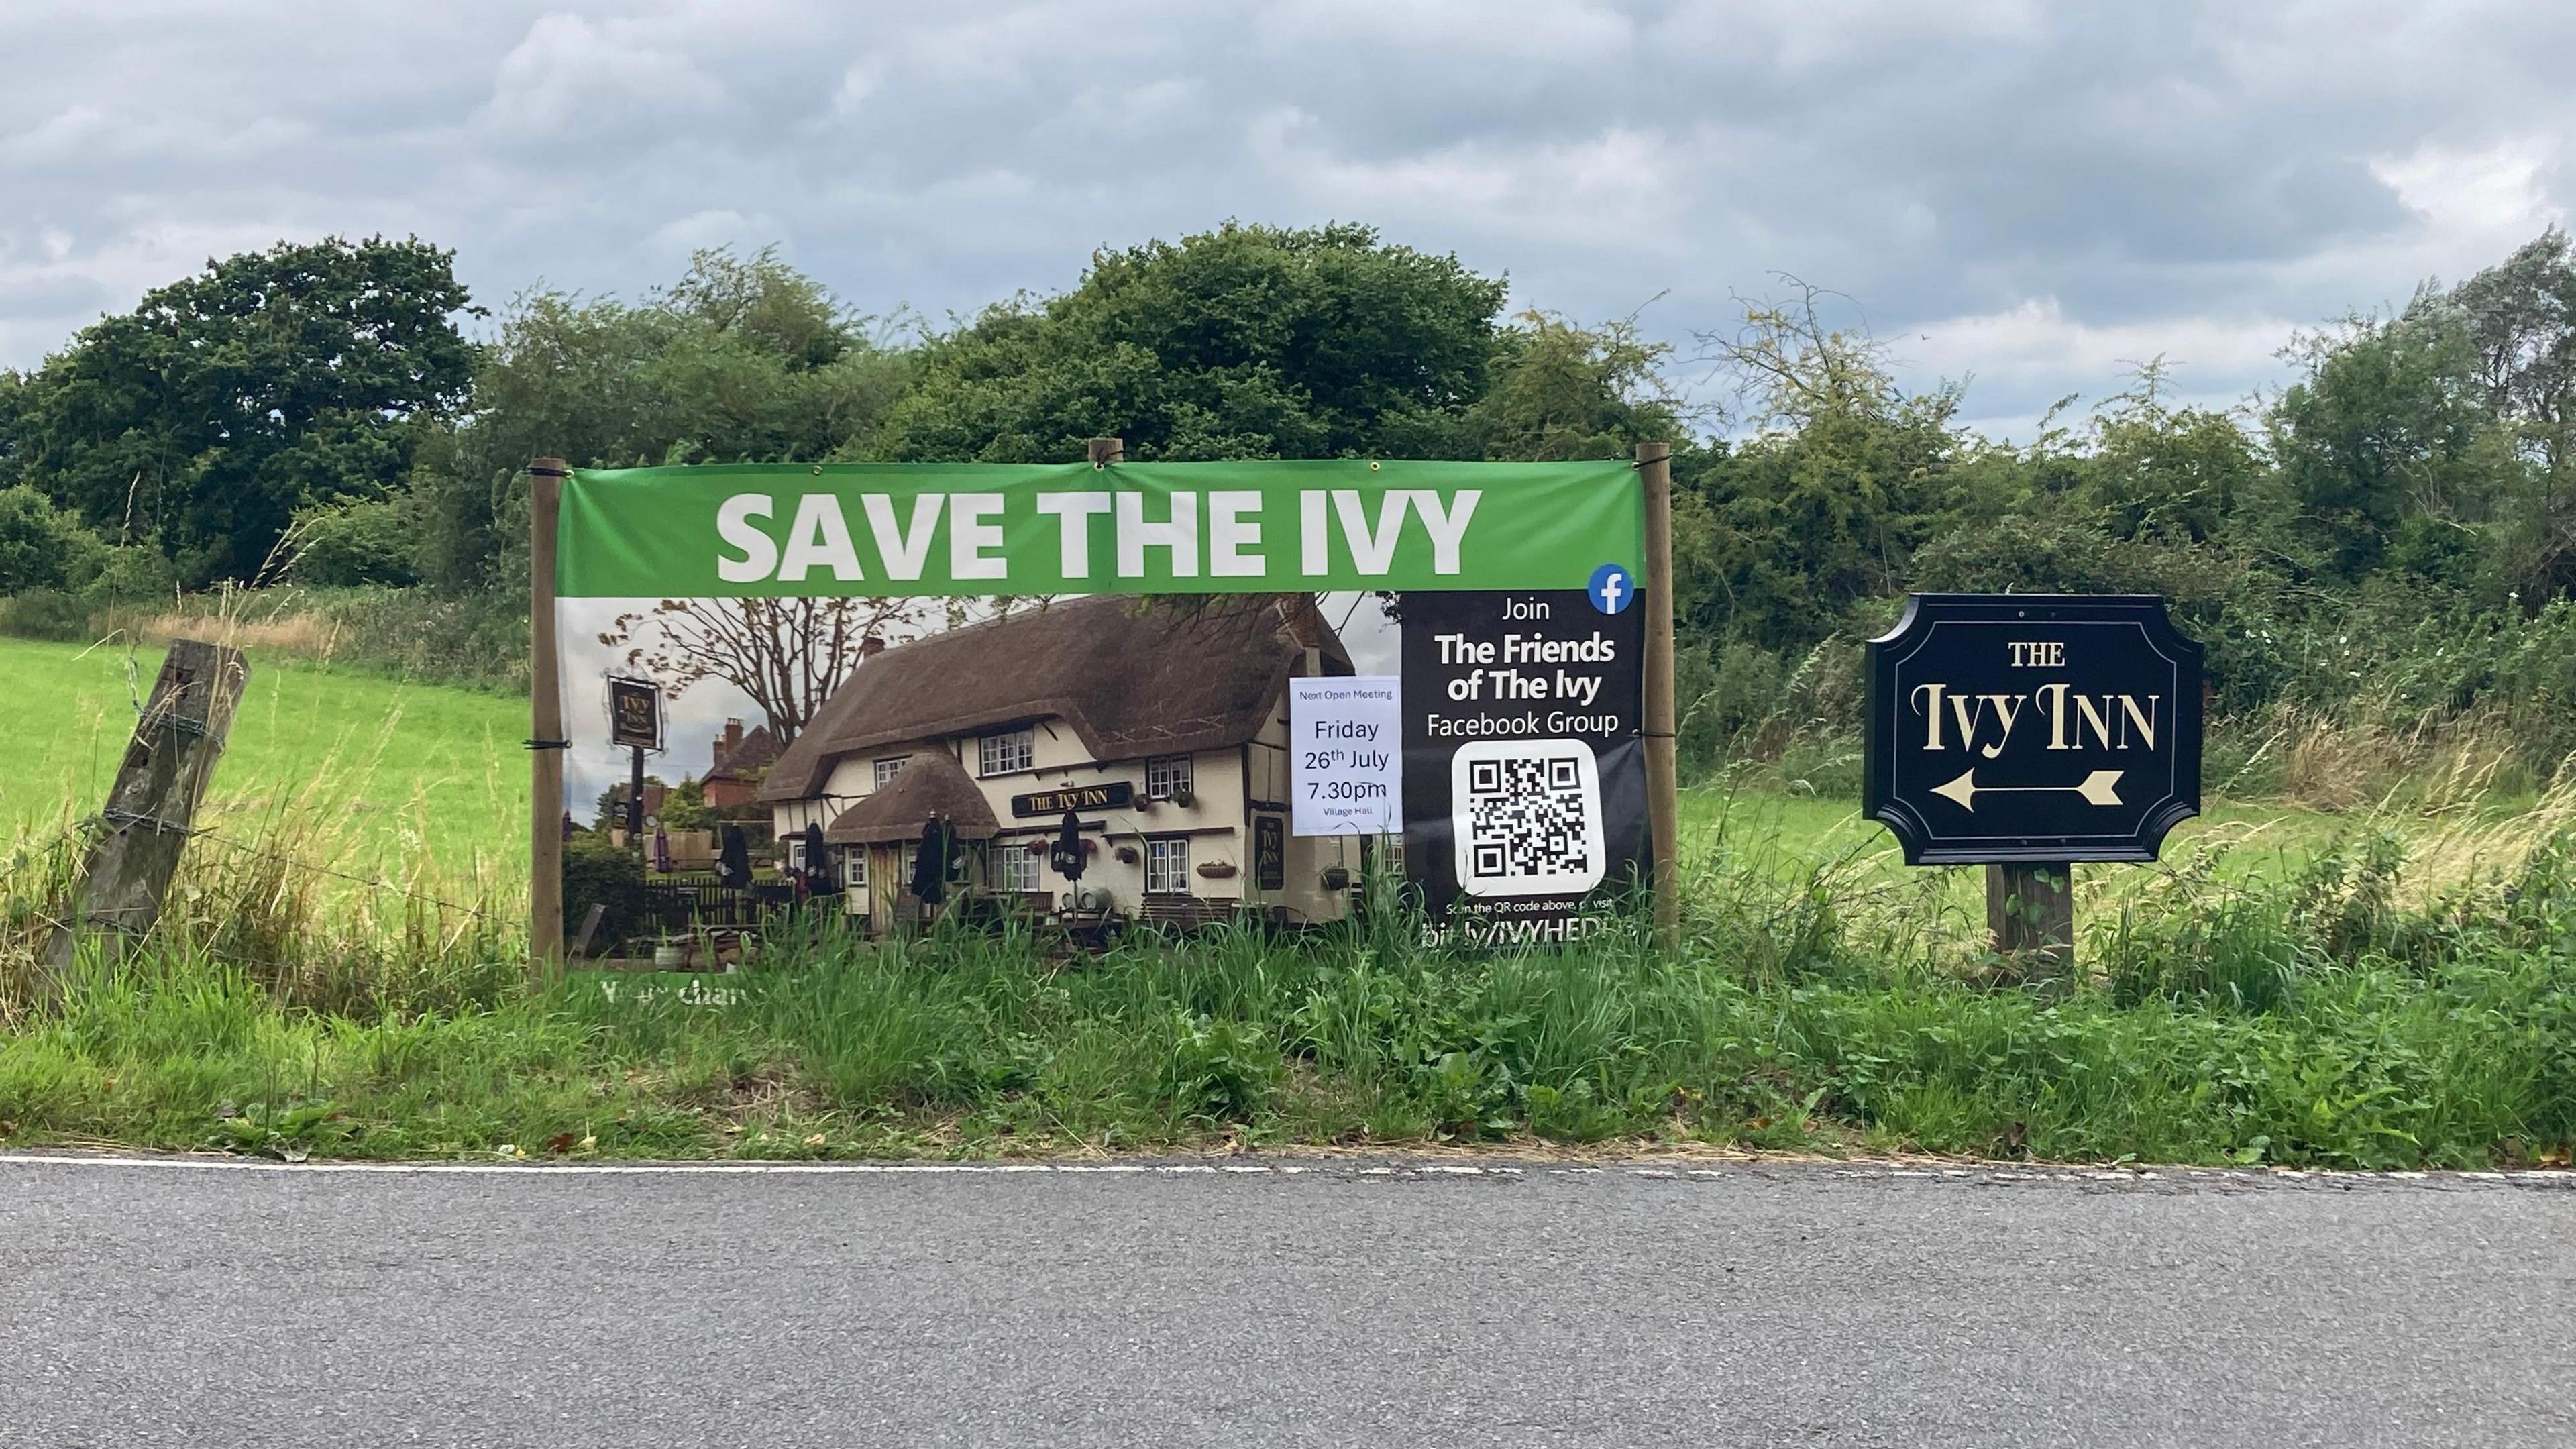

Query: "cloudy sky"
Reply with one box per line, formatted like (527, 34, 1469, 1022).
(3, 1, 2570, 437)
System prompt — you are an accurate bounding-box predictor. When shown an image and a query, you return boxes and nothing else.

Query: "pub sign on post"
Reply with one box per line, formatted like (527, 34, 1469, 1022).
(607, 676, 662, 752)
(1865, 595, 2204, 865)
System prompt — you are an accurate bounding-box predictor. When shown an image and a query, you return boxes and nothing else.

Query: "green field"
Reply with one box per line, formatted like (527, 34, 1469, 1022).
(1, 637, 529, 894)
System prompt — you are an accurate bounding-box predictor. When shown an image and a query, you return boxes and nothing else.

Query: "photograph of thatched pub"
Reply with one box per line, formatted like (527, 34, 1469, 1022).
(761, 594, 1367, 936)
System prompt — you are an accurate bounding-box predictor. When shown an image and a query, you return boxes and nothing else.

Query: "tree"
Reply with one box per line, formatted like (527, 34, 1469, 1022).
(7, 236, 476, 584)
(2447, 230, 2576, 600)
(599, 596, 924, 743)
(1680, 280, 1964, 651)
(2451, 227, 2576, 471)
(869, 221, 1507, 462)
(2082, 362, 2272, 545)
(2270, 299, 2499, 580)
(402, 246, 909, 590)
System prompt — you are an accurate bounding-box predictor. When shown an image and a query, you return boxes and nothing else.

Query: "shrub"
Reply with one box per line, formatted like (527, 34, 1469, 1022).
(0, 485, 108, 595)
(288, 500, 419, 587)
(563, 834, 649, 952)
(0, 588, 95, 641)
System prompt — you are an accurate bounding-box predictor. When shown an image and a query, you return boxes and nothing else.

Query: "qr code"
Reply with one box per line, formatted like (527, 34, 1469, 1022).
(1450, 739, 1605, 897)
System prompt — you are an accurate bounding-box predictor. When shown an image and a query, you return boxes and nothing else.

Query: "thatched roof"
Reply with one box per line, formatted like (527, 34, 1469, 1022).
(763, 595, 1349, 804)
(822, 749, 1000, 845)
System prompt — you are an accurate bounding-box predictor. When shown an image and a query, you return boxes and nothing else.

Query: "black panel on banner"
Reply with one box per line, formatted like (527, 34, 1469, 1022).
(1864, 594, 2204, 865)
(1399, 589, 1648, 945)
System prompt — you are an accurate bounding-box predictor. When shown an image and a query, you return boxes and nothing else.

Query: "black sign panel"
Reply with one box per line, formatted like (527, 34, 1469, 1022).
(607, 676, 661, 751)
(1253, 815, 1286, 890)
(1400, 588, 1649, 945)
(1012, 780, 1134, 818)
(1866, 594, 2203, 865)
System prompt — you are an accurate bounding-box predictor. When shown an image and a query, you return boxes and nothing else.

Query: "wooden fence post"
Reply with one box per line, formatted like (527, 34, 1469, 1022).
(1986, 863, 2074, 978)
(1638, 441, 1680, 951)
(40, 639, 248, 983)
(529, 457, 568, 977)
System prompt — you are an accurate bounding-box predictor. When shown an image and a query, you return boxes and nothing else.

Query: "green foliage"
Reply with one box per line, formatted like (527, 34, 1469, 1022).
(402, 245, 911, 590)
(2272, 302, 2501, 579)
(656, 777, 720, 833)
(286, 498, 419, 587)
(1157, 1012, 1280, 1124)
(0, 589, 95, 641)
(871, 221, 1509, 462)
(0, 486, 182, 642)
(3, 236, 475, 586)
(0, 485, 108, 592)
(562, 834, 649, 949)
(1681, 290, 1967, 653)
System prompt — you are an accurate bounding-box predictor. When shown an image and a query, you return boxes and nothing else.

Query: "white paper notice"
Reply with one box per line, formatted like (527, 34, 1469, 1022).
(1289, 675, 1403, 836)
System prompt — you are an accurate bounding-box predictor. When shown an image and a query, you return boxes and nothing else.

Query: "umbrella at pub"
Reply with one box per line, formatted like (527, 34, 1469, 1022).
(651, 824, 672, 875)
(802, 822, 831, 896)
(910, 816, 951, 904)
(714, 824, 751, 888)
(1051, 809, 1085, 881)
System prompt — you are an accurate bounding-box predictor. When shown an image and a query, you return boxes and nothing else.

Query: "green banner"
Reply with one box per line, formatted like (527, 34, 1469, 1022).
(555, 459, 1641, 598)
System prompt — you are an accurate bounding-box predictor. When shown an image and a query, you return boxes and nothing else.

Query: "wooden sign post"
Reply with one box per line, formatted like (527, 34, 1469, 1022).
(42, 639, 248, 983)
(1638, 441, 1679, 949)
(529, 457, 568, 975)
(1865, 594, 2204, 977)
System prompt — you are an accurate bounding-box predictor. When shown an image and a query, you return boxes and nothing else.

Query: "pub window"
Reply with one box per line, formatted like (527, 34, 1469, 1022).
(994, 843, 1041, 892)
(1146, 837, 1191, 894)
(1145, 754, 1193, 800)
(978, 727, 1035, 777)
(874, 756, 908, 788)
(846, 849, 867, 888)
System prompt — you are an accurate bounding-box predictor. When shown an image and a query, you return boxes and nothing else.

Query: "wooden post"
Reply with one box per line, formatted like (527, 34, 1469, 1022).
(1638, 441, 1680, 950)
(529, 457, 568, 976)
(1986, 863, 2074, 977)
(1087, 436, 1124, 467)
(41, 639, 248, 981)
(627, 743, 647, 848)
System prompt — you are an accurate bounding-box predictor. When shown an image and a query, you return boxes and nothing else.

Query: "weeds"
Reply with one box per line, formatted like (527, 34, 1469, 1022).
(0, 775, 2571, 1168)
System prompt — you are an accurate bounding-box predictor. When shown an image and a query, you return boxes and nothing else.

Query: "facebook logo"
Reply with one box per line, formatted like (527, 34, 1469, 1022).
(1587, 562, 1635, 615)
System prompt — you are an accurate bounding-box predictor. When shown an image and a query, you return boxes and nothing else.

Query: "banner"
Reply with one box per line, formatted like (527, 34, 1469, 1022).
(557, 459, 1642, 598)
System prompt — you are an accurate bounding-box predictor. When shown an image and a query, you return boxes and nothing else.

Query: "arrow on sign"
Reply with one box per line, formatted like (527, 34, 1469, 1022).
(1930, 769, 2124, 812)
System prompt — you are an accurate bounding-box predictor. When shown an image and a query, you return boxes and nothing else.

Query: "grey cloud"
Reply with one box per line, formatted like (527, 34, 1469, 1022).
(1, 1, 2571, 433)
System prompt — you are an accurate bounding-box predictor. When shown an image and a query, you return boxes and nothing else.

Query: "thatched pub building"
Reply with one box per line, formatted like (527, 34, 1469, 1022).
(759, 595, 1363, 934)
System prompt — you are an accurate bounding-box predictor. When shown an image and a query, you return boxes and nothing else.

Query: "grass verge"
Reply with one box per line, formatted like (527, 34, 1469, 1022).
(1, 786, 2569, 1169)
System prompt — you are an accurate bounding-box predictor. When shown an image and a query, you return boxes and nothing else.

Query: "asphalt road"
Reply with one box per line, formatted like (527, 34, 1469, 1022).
(3, 1155, 2570, 1448)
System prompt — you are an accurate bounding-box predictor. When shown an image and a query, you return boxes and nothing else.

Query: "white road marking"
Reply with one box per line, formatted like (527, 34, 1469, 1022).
(0, 1152, 2564, 1187)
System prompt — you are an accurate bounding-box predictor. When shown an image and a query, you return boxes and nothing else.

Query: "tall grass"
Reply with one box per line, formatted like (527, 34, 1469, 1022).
(1, 773, 2571, 1167)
